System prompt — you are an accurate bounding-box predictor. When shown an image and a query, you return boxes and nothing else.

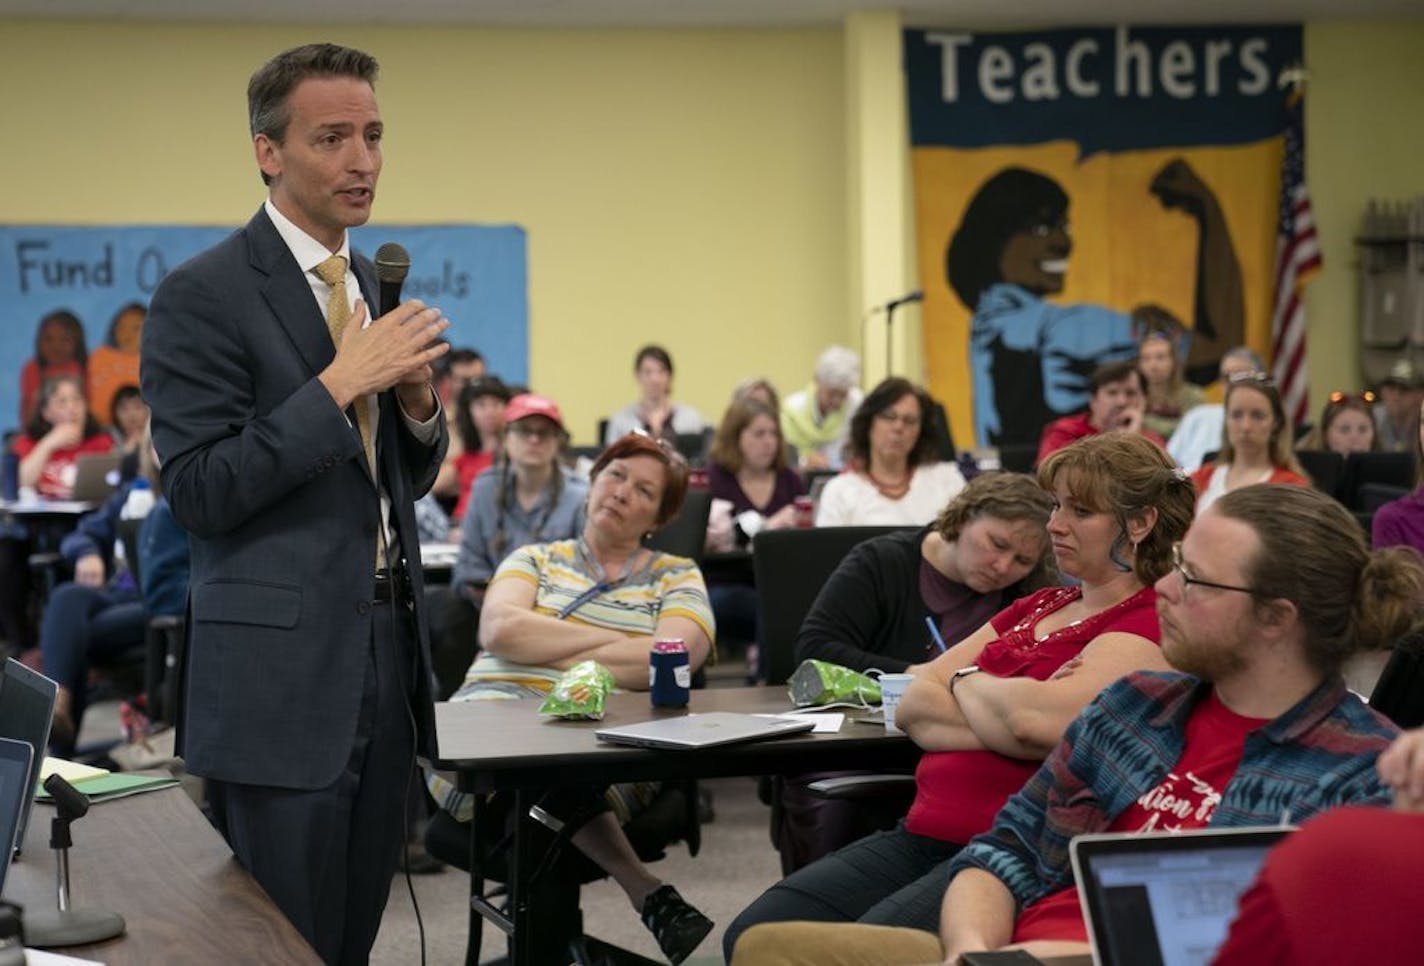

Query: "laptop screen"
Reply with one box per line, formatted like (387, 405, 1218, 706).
(0, 659, 58, 855)
(0, 736, 34, 889)
(1072, 829, 1291, 966)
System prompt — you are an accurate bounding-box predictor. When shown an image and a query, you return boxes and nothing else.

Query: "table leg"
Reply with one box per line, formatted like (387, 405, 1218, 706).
(507, 787, 540, 966)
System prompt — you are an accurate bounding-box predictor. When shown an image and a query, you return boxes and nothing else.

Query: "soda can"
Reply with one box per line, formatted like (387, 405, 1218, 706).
(649, 639, 691, 707)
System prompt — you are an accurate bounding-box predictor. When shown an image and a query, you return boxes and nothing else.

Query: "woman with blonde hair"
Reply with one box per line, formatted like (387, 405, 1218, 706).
(1136, 321, 1204, 439)
(726, 433, 1197, 955)
(1191, 372, 1308, 514)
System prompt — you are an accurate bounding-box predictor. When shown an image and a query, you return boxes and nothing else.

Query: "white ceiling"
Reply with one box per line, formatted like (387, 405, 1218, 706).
(2, 0, 1421, 29)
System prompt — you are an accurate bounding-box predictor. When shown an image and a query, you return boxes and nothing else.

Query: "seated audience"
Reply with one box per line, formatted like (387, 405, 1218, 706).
(429, 393, 586, 699)
(434, 346, 486, 409)
(14, 374, 114, 500)
(1212, 725, 1424, 964)
(1167, 346, 1266, 471)
(87, 302, 144, 430)
(730, 376, 781, 412)
(1297, 390, 1378, 455)
(19, 309, 87, 425)
(1036, 360, 1165, 465)
(704, 398, 803, 664)
(41, 436, 188, 754)
(730, 485, 1419, 965)
(815, 377, 965, 526)
(725, 433, 1195, 957)
(429, 433, 714, 963)
(432, 376, 511, 527)
(781, 345, 862, 470)
(604, 344, 704, 446)
(772, 472, 1053, 873)
(1192, 372, 1308, 514)
(1138, 320, 1204, 440)
(1373, 396, 1424, 553)
(1375, 358, 1424, 453)
(108, 384, 149, 457)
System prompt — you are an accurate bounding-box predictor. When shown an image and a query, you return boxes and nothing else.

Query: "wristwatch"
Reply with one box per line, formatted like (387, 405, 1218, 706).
(949, 664, 981, 695)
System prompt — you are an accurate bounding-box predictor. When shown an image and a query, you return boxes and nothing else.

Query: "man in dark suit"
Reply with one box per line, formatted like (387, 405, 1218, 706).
(141, 43, 450, 964)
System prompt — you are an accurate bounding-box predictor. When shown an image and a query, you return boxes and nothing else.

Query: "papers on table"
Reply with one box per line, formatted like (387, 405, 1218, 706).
(755, 712, 845, 734)
(37, 757, 179, 804)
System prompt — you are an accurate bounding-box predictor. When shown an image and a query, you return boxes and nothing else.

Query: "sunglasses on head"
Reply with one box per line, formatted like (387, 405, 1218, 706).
(1226, 370, 1274, 387)
(1328, 390, 1376, 406)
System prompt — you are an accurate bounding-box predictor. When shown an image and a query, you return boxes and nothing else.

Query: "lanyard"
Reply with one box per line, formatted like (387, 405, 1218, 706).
(557, 537, 645, 621)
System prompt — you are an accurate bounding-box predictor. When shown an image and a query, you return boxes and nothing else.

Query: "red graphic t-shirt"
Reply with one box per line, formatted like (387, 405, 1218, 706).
(1013, 690, 1268, 943)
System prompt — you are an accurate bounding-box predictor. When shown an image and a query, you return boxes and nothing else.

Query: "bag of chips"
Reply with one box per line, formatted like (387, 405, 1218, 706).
(538, 660, 618, 720)
(787, 658, 882, 708)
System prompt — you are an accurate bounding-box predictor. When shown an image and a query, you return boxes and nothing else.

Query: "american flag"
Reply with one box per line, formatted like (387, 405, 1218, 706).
(1270, 86, 1322, 427)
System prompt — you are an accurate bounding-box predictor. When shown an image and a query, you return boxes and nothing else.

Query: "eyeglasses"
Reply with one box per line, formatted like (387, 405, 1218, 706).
(874, 411, 922, 428)
(1170, 543, 1257, 597)
(1328, 390, 1376, 406)
(508, 423, 559, 441)
(1226, 370, 1274, 388)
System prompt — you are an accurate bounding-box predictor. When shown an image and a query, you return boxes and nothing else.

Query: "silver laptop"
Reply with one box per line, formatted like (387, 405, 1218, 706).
(1070, 826, 1293, 966)
(0, 659, 57, 856)
(595, 712, 814, 750)
(69, 451, 124, 503)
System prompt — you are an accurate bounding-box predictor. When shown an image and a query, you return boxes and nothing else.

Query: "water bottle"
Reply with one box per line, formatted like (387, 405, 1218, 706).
(121, 477, 154, 520)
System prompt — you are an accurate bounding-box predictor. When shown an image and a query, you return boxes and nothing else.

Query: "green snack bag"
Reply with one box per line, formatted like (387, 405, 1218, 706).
(539, 660, 618, 720)
(787, 659, 882, 708)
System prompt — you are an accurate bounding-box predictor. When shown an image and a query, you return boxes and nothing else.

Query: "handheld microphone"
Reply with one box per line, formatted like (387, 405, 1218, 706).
(374, 242, 411, 317)
(882, 290, 924, 312)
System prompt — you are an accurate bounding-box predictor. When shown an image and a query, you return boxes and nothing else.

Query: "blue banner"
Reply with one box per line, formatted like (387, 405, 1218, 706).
(906, 25, 1302, 157)
(0, 221, 527, 428)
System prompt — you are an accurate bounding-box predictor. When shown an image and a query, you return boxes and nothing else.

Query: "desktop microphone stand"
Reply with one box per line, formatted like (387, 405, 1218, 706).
(21, 776, 125, 948)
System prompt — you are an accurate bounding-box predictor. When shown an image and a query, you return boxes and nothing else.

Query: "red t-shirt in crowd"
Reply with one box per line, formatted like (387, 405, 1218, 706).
(1211, 806, 1424, 966)
(1013, 690, 1267, 944)
(452, 450, 496, 523)
(12, 432, 114, 499)
(904, 585, 1161, 846)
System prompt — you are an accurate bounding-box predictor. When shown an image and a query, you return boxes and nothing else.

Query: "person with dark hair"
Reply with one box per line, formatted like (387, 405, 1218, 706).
(87, 301, 145, 429)
(604, 344, 705, 446)
(19, 309, 88, 425)
(725, 434, 1196, 957)
(815, 377, 965, 526)
(1297, 390, 1378, 455)
(14, 375, 113, 499)
(141, 42, 450, 962)
(1191, 372, 1308, 514)
(731, 486, 1421, 965)
(1374, 358, 1424, 453)
(1036, 360, 1165, 464)
(430, 432, 715, 963)
(948, 161, 1243, 448)
(108, 384, 149, 456)
(432, 375, 511, 525)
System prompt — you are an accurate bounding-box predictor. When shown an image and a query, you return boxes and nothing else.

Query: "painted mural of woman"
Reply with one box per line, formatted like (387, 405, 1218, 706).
(947, 160, 1243, 448)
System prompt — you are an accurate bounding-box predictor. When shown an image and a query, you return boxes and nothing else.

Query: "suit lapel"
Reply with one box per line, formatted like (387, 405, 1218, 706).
(246, 208, 338, 380)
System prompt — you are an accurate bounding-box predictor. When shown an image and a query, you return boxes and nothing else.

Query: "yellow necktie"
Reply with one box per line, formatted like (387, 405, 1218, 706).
(313, 255, 377, 479)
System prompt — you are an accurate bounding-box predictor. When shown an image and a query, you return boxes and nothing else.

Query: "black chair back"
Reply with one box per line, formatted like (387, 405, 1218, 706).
(926, 400, 956, 463)
(1359, 483, 1410, 515)
(1370, 633, 1424, 729)
(998, 443, 1038, 474)
(753, 526, 911, 685)
(1343, 452, 1417, 510)
(1296, 449, 1346, 500)
(645, 488, 713, 564)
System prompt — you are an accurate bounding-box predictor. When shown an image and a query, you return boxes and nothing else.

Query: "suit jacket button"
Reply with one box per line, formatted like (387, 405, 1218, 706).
(357, 600, 370, 616)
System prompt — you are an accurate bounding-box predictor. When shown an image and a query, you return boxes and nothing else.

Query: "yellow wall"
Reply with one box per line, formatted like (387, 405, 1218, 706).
(1304, 21, 1424, 398)
(0, 21, 846, 444)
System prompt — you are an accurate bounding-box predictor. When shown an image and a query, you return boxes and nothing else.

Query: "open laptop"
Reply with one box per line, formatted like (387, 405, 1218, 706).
(0, 737, 34, 878)
(595, 712, 814, 750)
(1070, 826, 1293, 966)
(69, 451, 124, 503)
(0, 659, 58, 857)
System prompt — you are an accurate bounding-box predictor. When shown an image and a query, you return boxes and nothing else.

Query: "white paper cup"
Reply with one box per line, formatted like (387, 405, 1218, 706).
(878, 673, 915, 733)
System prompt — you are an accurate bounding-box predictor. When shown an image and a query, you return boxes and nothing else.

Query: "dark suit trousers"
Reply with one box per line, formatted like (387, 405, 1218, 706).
(208, 597, 418, 966)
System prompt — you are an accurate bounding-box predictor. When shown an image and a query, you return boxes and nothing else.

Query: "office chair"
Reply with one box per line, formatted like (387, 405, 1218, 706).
(644, 488, 713, 564)
(1369, 630, 1424, 729)
(425, 780, 701, 965)
(1342, 452, 1416, 510)
(1295, 449, 1346, 501)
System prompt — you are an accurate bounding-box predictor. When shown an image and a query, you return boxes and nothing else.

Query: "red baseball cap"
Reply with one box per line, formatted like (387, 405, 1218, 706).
(504, 393, 565, 431)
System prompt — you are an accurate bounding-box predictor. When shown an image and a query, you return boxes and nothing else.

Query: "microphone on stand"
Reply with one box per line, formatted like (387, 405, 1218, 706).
(374, 242, 411, 317)
(877, 291, 923, 379)
(21, 775, 125, 948)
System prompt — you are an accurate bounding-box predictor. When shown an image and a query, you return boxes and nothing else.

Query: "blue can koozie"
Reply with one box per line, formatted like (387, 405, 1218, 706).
(650, 639, 691, 708)
(0, 452, 18, 502)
